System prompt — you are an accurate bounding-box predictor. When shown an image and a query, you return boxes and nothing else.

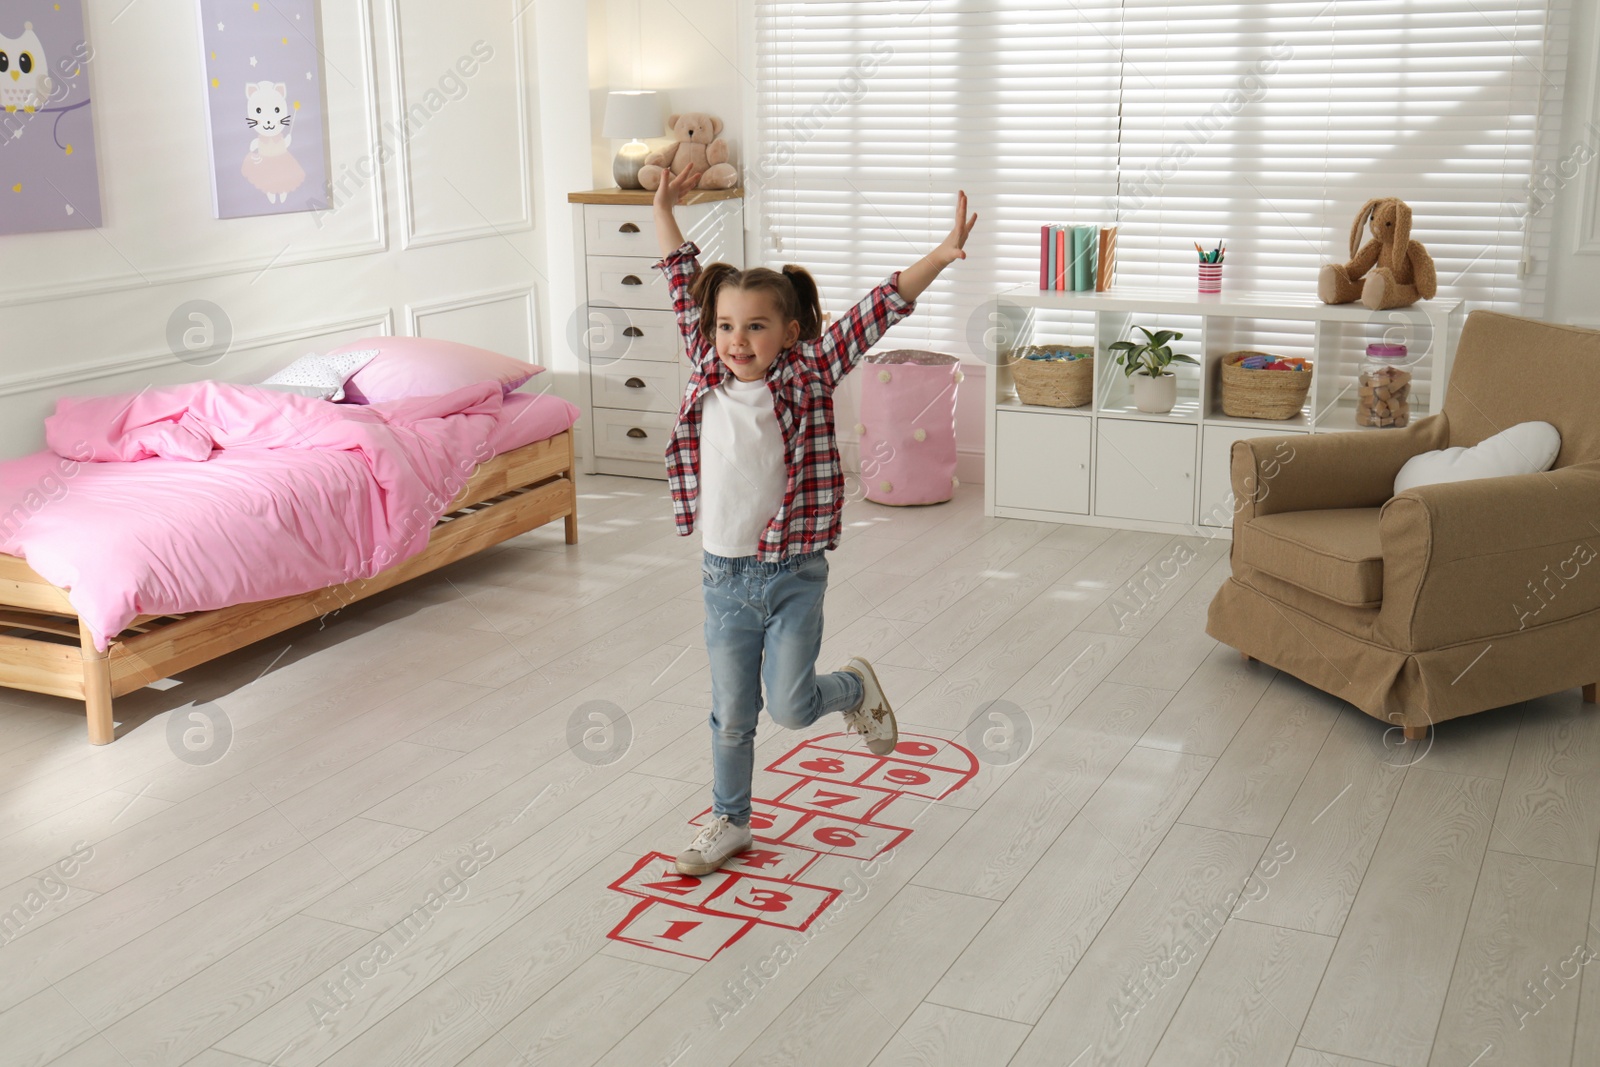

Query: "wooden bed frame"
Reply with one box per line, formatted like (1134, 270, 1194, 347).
(0, 430, 578, 744)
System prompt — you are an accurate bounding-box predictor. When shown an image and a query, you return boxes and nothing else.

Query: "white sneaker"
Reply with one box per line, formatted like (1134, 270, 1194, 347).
(675, 814, 752, 876)
(840, 656, 898, 756)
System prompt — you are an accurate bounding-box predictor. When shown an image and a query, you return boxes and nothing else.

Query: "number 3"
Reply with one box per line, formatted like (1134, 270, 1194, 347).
(734, 887, 793, 912)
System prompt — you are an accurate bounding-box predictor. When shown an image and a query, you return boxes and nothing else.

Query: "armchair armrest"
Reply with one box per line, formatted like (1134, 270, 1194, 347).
(1378, 461, 1600, 650)
(1231, 414, 1449, 524)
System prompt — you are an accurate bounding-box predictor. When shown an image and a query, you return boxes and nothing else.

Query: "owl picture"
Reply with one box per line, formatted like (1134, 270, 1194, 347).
(0, 21, 53, 113)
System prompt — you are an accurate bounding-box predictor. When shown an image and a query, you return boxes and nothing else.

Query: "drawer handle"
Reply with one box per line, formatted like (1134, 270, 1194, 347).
(626, 427, 648, 439)
(625, 377, 647, 388)
(623, 326, 644, 337)
(621, 275, 643, 286)
(618, 222, 641, 233)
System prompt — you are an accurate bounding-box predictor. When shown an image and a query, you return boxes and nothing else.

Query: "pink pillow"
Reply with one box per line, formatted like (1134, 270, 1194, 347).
(331, 337, 542, 404)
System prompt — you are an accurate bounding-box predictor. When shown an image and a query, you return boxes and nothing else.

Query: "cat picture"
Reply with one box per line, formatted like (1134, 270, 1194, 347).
(240, 80, 304, 204)
(198, 0, 327, 219)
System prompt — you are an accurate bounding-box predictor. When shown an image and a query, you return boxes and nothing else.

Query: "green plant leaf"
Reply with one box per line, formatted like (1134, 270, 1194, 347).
(1151, 330, 1175, 348)
(1170, 353, 1200, 366)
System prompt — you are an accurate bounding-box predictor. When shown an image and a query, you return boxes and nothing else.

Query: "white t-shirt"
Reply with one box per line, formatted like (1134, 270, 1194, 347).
(697, 376, 788, 557)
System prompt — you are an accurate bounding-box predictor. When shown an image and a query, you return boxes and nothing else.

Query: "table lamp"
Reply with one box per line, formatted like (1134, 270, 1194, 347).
(603, 90, 662, 190)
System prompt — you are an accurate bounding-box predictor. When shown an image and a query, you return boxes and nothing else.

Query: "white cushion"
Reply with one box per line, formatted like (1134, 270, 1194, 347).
(1394, 421, 1561, 495)
(259, 349, 380, 402)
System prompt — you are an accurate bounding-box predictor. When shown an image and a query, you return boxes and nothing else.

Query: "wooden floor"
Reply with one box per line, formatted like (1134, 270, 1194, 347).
(1, 475, 1596, 1067)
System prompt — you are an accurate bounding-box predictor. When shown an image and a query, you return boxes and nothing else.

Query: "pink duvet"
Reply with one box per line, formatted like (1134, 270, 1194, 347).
(0, 381, 579, 650)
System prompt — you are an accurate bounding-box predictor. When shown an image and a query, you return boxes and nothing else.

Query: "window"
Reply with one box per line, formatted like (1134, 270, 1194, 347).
(752, 0, 1569, 356)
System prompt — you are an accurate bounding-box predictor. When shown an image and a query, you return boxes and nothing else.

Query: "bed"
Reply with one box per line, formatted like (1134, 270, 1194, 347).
(0, 382, 581, 744)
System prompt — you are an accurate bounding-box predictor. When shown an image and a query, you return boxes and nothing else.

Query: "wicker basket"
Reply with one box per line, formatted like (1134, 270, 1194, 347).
(1220, 351, 1311, 420)
(1010, 346, 1094, 408)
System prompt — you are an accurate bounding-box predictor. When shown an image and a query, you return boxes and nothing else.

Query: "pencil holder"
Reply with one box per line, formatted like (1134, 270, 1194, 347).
(1198, 263, 1223, 293)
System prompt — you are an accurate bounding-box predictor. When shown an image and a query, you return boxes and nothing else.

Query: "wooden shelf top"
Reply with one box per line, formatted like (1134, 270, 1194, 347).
(568, 187, 744, 205)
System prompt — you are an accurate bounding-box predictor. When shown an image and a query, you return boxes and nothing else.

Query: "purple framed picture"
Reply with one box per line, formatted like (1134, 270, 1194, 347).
(0, 2, 102, 235)
(197, 0, 329, 219)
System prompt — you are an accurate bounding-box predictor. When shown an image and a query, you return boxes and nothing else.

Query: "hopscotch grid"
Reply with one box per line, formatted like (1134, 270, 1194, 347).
(602, 731, 978, 961)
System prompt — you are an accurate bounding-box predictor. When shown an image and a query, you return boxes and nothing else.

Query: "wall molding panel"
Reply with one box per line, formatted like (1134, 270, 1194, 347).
(0, 311, 395, 400)
(391, 0, 535, 250)
(406, 286, 539, 365)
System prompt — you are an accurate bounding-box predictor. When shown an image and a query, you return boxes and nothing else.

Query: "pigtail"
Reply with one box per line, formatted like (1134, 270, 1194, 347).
(781, 265, 823, 341)
(689, 262, 742, 343)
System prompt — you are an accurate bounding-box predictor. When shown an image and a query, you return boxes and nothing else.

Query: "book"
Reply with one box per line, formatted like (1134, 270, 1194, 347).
(1072, 225, 1095, 291)
(1039, 225, 1050, 289)
(1055, 226, 1067, 290)
(1096, 226, 1118, 292)
(1045, 225, 1057, 290)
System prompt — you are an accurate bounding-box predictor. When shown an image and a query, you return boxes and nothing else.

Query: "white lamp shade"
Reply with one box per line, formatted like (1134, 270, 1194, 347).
(603, 91, 663, 140)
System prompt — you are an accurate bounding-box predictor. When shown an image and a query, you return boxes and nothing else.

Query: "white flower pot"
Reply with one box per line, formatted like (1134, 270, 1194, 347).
(1132, 372, 1177, 414)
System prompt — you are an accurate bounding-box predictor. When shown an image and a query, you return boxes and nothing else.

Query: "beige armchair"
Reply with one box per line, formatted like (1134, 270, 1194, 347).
(1207, 310, 1600, 736)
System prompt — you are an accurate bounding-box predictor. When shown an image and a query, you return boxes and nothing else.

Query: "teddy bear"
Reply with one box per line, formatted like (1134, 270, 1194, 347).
(1318, 197, 1438, 310)
(637, 112, 738, 191)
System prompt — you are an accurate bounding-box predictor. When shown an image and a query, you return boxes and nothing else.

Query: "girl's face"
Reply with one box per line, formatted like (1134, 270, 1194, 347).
(713, 287, 800, 382)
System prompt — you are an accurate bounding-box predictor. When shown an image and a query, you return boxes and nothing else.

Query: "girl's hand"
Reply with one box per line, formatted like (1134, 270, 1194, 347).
(652, 167, 699, 257)
(933, 189, 978, 267)
(653, 166, 701, 214)
(895, 191, 978, 302)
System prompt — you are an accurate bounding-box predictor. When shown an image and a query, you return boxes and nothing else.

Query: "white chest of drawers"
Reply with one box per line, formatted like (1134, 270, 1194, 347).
(569, 188, 745, 480)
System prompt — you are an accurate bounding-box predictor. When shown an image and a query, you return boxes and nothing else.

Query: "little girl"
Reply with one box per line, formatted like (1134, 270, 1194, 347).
(652, 166, 977, 876)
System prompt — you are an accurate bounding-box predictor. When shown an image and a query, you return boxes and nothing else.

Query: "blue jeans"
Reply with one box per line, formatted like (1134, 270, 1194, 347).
(702, 549, 865, 827)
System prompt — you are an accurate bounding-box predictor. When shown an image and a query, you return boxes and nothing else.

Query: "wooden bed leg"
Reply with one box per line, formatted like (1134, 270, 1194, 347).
(1240, 652, 1254, 663)
(79, 623, 114, 745)
(564, 509, 578, 545)
(1584, 683, 1597, 705)
(1402, 724, 1428, 741)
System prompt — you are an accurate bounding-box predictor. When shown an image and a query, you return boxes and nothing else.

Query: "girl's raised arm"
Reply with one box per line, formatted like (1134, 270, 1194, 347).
(651, 167, 712, 363)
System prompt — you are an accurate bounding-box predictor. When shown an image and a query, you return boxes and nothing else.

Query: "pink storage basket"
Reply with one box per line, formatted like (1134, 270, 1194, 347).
(855, 350, 962, 506)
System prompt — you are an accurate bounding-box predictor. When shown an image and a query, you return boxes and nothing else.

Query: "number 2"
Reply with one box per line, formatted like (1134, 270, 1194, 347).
(642, 871, 702, 896)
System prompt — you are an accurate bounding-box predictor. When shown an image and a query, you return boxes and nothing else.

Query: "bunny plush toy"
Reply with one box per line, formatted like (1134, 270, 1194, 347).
(1318, 197, 1438, 311)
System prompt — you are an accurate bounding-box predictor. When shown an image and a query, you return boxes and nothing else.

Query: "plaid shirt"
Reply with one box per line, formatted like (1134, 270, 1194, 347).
(657, 242, 915, 562)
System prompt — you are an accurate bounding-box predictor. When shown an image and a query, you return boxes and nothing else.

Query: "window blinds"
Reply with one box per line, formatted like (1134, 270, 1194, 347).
(752, 0, 1567, 358)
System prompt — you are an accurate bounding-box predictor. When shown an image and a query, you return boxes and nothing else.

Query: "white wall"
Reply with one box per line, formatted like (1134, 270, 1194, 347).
(1543, 0, 1600, 328)
(0, 0, 591, 461)
(591, 0, 746, 188)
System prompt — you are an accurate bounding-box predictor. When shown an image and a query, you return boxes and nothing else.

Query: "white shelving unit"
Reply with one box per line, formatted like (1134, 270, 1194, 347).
(984, 285, 1465, 535)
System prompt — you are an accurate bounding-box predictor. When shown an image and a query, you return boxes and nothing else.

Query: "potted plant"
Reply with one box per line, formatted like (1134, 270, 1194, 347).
(1108, 327, 1198, 414)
